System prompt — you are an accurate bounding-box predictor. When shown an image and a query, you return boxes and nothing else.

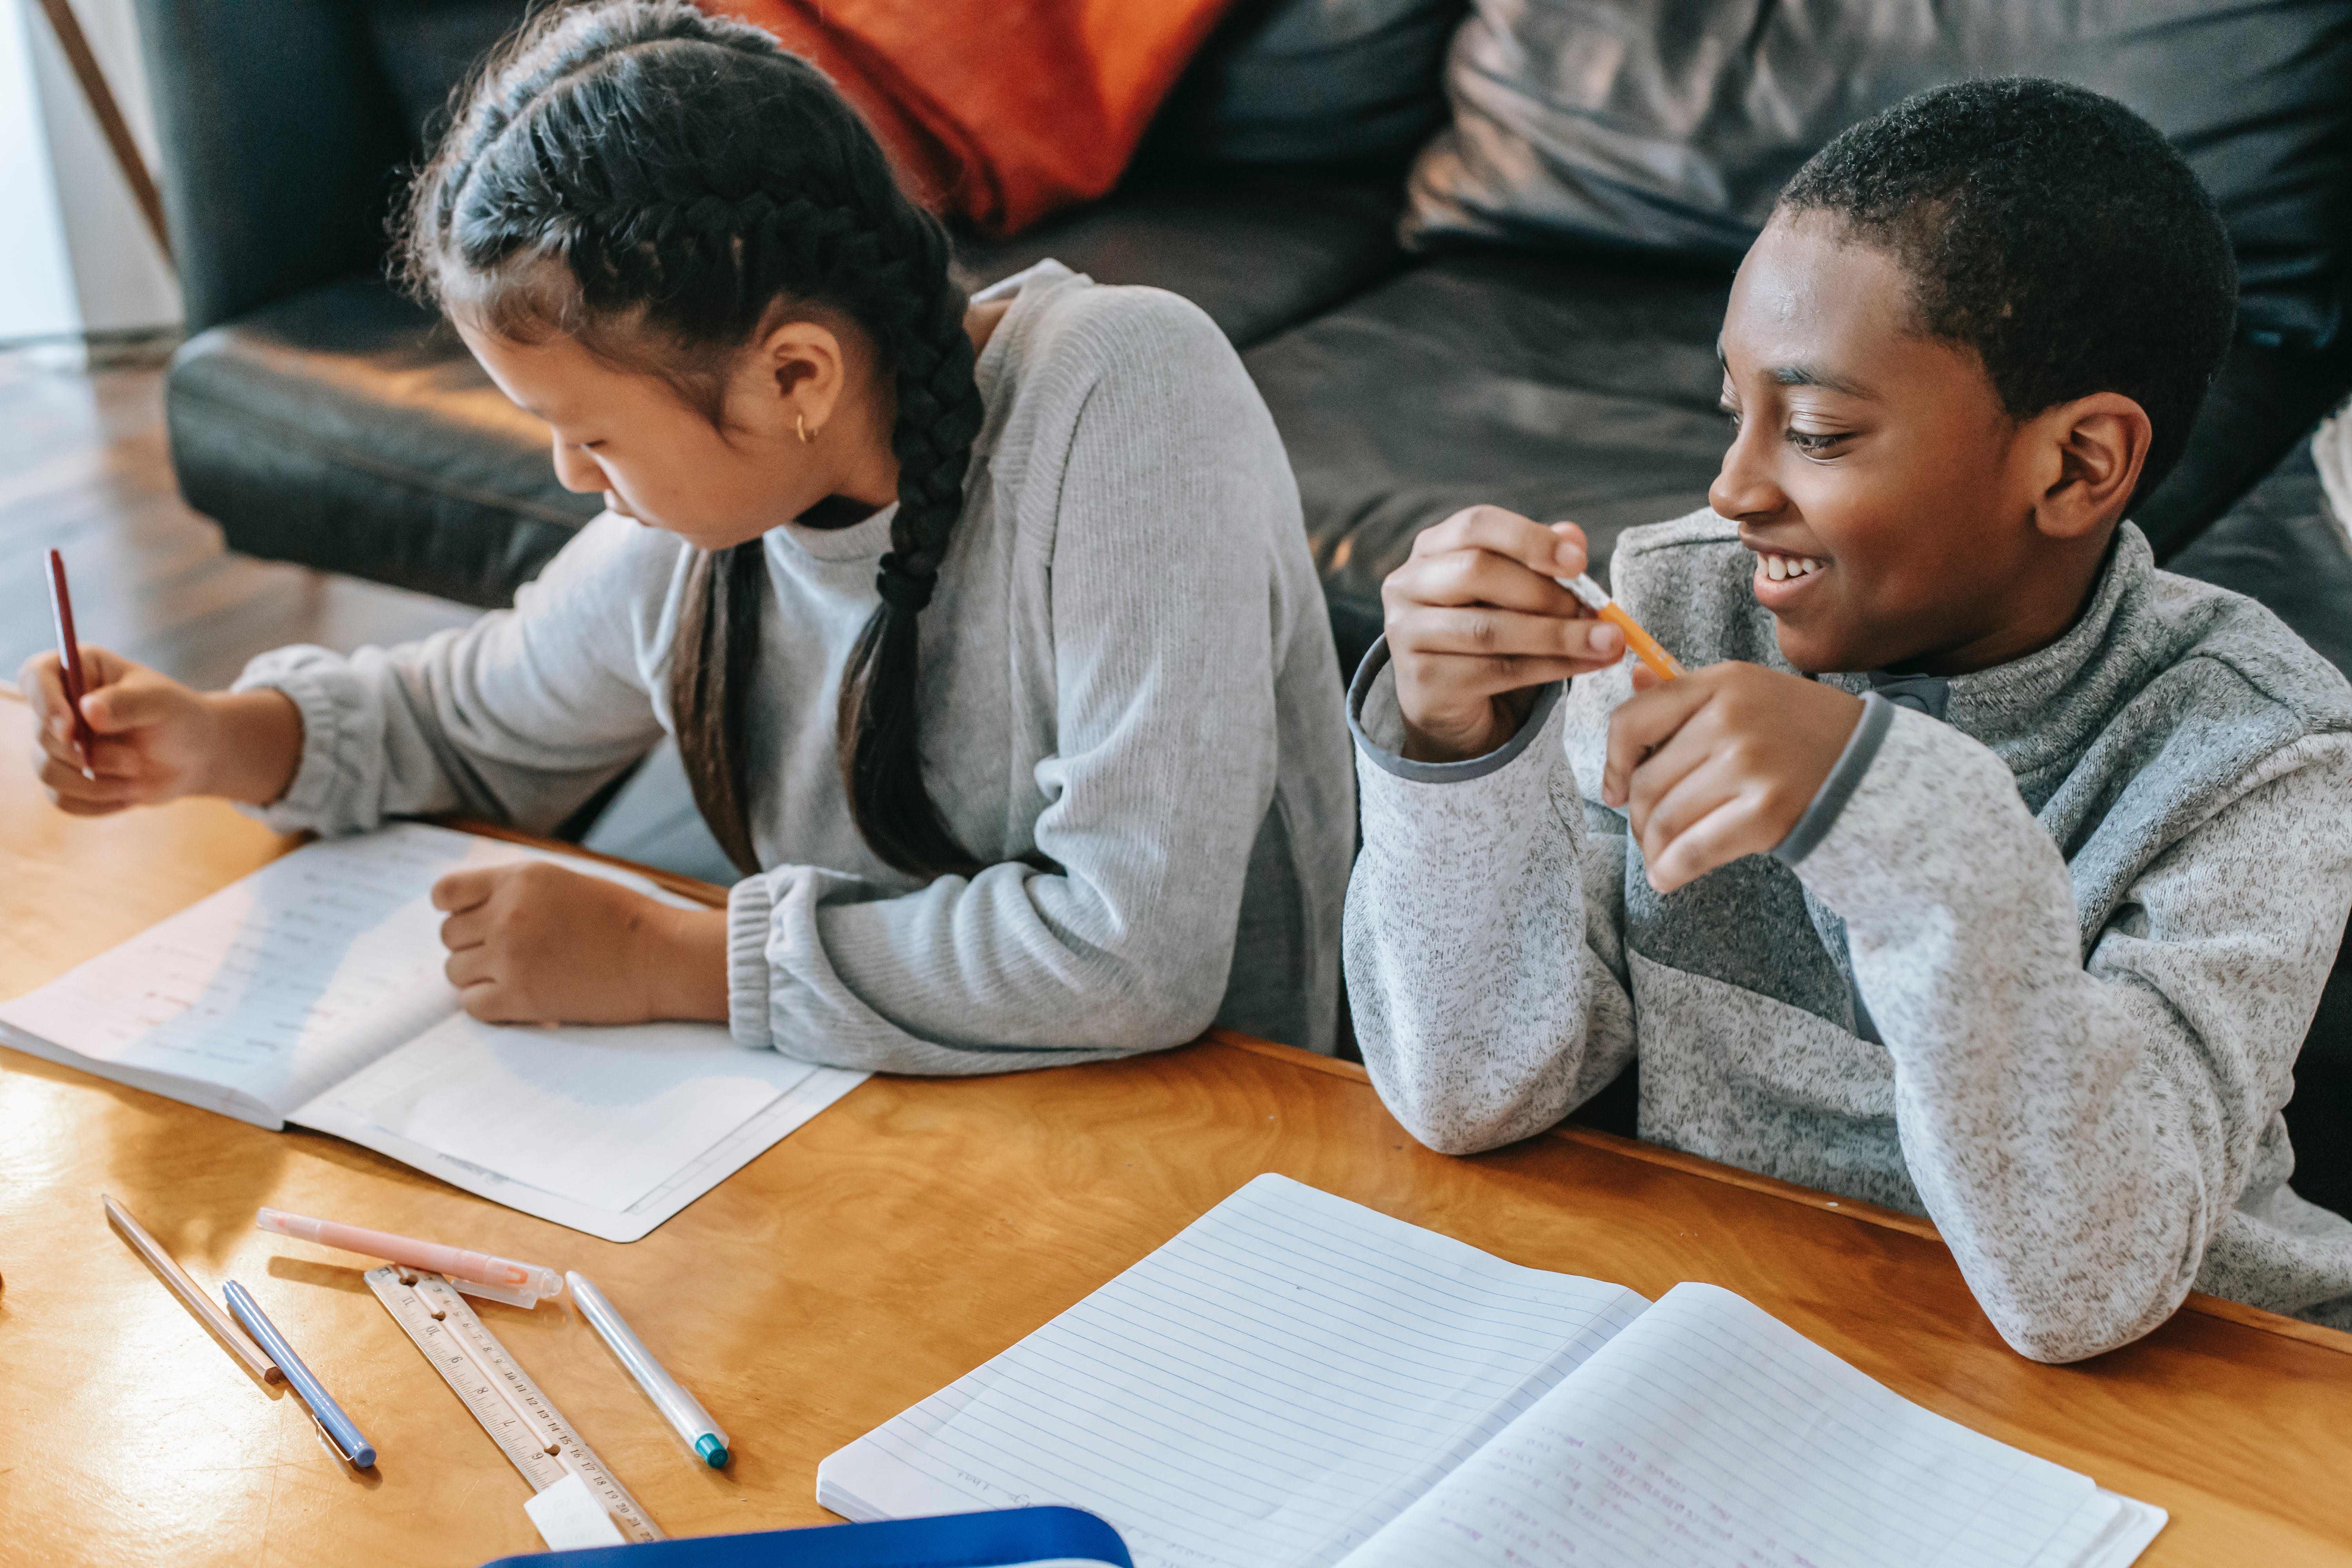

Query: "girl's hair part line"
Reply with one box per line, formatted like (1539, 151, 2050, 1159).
(399, 0, 986, 882)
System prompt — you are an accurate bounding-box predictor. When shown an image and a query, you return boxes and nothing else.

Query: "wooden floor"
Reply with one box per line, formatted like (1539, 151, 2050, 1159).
(0, 347, 479, 694)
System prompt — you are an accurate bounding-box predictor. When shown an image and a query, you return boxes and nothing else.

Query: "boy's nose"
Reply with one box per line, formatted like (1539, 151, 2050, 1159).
(1708, 423, 1787, 525)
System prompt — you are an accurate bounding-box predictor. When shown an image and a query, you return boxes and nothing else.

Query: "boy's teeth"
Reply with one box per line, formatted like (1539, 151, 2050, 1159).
(1766, 555, 1786, 580)
(1762, 553, 1825, 580)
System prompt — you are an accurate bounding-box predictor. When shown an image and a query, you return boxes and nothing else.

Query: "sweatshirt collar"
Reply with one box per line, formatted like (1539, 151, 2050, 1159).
(1821, 524, 2154, 784)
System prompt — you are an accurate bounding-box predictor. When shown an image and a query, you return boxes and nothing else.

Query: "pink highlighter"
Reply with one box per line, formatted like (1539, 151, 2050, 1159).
(256, 1207, 564, 1308)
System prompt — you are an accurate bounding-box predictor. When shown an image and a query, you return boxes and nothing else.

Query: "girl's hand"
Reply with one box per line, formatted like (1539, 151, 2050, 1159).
(432, 860, 730, 1025)
(1601, 662, 1865, 893)
(17, 647, 301, 815)
(1382, 506, 1627, 763)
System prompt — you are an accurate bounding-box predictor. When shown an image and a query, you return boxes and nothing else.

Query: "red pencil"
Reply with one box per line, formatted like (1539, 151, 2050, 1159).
(44, 548, 98, 764)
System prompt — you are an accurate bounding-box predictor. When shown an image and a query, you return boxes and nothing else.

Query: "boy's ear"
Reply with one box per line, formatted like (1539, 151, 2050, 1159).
(2027, 392, 2153, 541)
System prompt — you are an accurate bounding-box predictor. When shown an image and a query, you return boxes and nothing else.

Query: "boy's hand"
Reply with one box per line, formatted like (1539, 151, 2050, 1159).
(1383, 506, 1627, 763)
(433, 860, 729, 1026)
(18, 646, 298, 815)
(1602, 663, 1864, 894)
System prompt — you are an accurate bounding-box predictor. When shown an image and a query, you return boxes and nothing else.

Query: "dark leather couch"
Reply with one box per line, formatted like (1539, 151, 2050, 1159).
(139, 0, 2352, 659)
(134, 0, 2351, 1209)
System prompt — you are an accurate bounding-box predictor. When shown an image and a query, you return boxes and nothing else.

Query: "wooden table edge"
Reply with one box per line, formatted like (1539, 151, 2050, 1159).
(1203, 1029, 2352, 1359)
(11, 686, 2347, 1363)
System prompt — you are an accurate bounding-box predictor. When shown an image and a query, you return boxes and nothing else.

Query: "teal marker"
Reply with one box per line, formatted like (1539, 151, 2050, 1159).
(566, 1271, 730, 1468)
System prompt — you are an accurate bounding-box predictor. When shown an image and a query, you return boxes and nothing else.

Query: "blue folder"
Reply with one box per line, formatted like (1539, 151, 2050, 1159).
(478, 1507, 1132, 1568)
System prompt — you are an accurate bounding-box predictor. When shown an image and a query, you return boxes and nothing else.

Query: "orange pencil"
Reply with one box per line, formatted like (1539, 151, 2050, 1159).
(1557, 572, 1686, 680)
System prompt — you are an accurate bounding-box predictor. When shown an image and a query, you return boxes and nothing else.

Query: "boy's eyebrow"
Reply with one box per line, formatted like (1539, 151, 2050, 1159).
(1772, 361, 1874, 398)
(1715, 339, 1875, 399)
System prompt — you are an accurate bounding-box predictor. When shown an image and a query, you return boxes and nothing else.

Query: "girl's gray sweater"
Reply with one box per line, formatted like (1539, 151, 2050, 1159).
(1346, 513, 2352, 1361)
(233, 261, 1356, 1067)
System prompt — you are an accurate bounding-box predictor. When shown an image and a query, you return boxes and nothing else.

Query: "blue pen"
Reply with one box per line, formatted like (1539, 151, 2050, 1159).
(222, 1281, 377, 1468)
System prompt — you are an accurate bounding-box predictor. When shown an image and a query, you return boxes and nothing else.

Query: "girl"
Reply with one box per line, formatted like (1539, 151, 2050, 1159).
(22, 0, 1354, 1069)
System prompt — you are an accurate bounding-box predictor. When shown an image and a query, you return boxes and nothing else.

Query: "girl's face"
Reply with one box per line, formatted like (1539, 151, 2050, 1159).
(455, 312, 900, 553)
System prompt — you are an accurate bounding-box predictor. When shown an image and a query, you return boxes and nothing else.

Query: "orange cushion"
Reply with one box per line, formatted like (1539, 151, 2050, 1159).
(705, 0, 1241, 236)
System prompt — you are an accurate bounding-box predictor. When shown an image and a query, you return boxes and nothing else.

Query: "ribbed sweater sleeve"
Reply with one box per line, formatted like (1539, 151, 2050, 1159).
(229, 514, 677, 838)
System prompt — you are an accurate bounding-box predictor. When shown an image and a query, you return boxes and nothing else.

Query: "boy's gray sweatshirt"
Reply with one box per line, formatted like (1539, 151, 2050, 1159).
(232, 261, 1356, 1067)
(1346, 512, 2352, 1361)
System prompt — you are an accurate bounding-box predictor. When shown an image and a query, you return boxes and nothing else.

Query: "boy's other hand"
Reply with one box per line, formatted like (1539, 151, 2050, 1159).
(1602, 663, 1864, 893)
(17, 647, 293, 815)
(1384, 506, 1627, 762)
(433, 860, 729, 1026)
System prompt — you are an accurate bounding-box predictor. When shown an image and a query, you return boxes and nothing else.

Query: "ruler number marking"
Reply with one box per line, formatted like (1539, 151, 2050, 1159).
(365, 1267, 662, 1541)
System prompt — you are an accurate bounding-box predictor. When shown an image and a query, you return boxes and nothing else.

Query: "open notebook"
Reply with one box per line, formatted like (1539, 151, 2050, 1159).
(819, 1175, 2165, 1568)
(0, 822, 864, 1241)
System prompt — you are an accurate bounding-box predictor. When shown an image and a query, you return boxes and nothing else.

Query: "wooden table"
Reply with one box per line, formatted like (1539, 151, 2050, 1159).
(2, 689, 2347, 1568)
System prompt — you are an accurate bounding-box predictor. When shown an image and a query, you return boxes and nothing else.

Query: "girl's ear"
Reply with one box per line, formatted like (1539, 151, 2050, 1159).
(750, 316, 850, 439)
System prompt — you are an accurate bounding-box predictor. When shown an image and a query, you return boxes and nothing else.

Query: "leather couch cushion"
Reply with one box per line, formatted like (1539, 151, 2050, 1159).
(2136, 338, 2352, 560)
(1140, 0, 1465, 173)
(1405, 0, 2352, 350)
(1245, 250, 1731, 671)
(167, 278, 597, 608)
(167, 176, 1408, 608)
(362, 0, 535, 148)
(954, 174, 1406, 349)
(2170, 435, 2352, 681)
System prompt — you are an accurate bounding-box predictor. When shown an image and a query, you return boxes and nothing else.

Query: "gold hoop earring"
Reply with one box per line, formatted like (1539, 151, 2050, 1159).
(796, 413, 812, 445)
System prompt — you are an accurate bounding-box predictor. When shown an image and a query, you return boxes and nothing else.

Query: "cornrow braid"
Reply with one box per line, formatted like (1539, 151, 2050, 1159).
(396, 0, 987, 881)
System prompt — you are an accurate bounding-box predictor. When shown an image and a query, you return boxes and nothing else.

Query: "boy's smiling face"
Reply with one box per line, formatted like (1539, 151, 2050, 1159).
(1713, 211, 2116, 676)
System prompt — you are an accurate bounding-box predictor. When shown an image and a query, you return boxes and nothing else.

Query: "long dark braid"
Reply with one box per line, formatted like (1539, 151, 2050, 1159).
(397, 0, 987, 880)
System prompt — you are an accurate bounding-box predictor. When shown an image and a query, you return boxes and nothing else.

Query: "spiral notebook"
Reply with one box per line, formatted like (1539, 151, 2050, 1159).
(819, 1175, 2165, 1568)
(0, 822, 865, 1240)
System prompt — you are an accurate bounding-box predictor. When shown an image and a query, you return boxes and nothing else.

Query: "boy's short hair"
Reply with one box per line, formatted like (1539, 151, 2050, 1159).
(1780, 78, 2236, 495)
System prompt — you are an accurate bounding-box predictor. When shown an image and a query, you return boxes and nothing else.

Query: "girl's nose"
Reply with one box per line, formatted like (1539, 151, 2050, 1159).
(550, 435, 606, 494)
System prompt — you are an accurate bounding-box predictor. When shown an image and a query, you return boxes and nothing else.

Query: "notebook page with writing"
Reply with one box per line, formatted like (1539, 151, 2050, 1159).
(817, 1175, 1649, 1568)
(1338, 1281, 2121, 1568)
(0, 822, 713, 1126)
(0, 824, 525, 1125)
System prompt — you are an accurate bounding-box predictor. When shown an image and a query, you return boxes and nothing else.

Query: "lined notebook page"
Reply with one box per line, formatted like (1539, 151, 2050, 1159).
(0, 824, 513, 1122)
(817, 1175, 1649, 1568)
(0, 823, 690, 1127)
(1341, 1282, 2097, 1568)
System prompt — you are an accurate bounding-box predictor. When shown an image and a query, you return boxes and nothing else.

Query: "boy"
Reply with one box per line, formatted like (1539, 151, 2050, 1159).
(1345, 79, 2352, 1361)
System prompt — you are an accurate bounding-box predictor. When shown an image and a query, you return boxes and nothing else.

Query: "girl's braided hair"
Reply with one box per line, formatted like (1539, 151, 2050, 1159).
(396, 0, 987, 881)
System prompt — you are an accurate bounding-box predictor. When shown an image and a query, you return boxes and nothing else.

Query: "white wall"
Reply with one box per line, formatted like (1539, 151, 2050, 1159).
(0, 0, 81, 340)
(2, 0, 179, 341)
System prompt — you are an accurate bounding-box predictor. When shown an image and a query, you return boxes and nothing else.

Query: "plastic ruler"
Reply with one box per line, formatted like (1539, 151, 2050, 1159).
(366, 1265, 662, 1542)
